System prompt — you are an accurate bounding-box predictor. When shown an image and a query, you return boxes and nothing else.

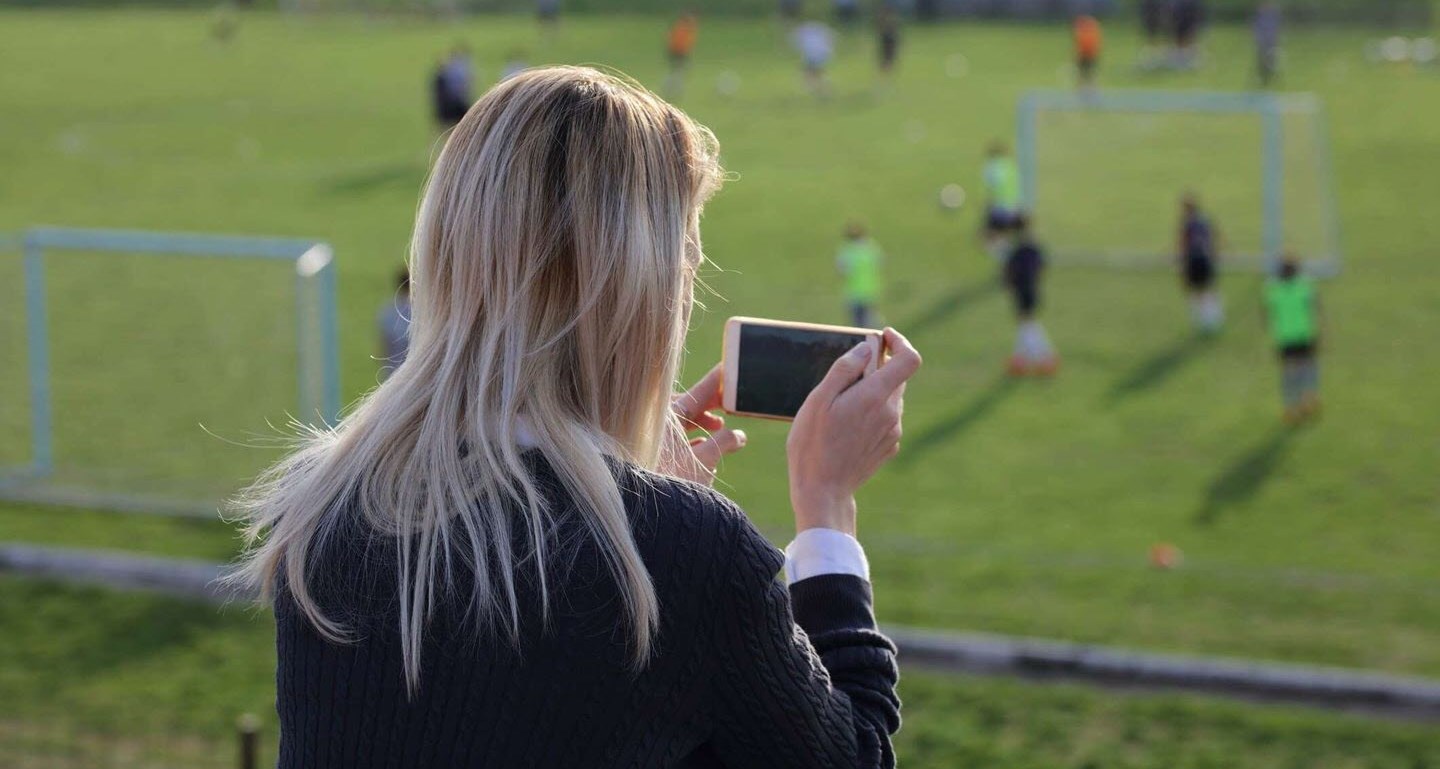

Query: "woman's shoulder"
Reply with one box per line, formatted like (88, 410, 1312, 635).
(618, 465, 784, 583)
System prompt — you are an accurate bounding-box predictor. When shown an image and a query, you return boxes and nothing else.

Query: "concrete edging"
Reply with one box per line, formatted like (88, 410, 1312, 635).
(4, 543, 1439, 720)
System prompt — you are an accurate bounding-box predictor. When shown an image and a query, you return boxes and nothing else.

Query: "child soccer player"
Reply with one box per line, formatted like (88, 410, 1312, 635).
(1073, 14, 1103, 90)
(663, 11, 699, 99)
(836, 222, 883, 328)
(1254, 1, 1282, 86)
(791, 19, 835, 98)
(432, 45, 472, 133)
(1005, 214, 1059, 377)
(1140, 0, 1168, 54)
(1178, 193, 1224, 333)
(1263, 255, 1322, 423)
(876, 7, 901, 89)
(536, 0, 560, 38)
(377, 267, 412, 381)
(1171, 0, 1205, 69)
(982, 140, 1023, 261)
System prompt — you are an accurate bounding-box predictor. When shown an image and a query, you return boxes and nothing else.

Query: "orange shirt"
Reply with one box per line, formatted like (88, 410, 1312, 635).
(1074, 16, 1102, 58)
(669, 17, 698, 56)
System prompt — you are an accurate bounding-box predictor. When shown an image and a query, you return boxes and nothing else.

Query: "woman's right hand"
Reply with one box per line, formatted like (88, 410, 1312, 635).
(785, 328, 922, 537)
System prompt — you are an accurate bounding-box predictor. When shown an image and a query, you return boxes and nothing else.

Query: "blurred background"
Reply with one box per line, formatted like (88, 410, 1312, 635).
(1, 0, 1438, 766)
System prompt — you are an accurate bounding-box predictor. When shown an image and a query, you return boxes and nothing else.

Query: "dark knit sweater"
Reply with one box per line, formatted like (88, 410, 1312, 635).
(273, 456, 901, 768)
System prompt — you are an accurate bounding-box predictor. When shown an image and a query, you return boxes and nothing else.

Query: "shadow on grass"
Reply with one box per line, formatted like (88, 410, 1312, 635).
(899, 280, 1001, 338)
(901, 377, 1017, 464)
(1194, 424, 1302, 526)
(322, 160, 425, 197)
(1105, 332, 1215, 404)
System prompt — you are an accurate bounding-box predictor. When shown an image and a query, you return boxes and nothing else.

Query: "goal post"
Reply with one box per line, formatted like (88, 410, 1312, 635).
(1015, 89, 1342, 277)
(1, 227, 340, 517)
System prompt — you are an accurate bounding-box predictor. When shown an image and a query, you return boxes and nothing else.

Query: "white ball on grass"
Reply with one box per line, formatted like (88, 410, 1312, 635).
(938, 183, 966, 211)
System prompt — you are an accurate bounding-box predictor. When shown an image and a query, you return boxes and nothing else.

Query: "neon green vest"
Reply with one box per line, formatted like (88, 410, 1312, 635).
(985, 158, 1021, 211)
(837, 239, 883, 302)
(1265, 278, 1317, 345)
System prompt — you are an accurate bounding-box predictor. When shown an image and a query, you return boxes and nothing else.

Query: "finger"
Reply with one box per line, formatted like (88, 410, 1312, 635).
(674, 364, 725, 422)
(687, 411, 726, 433)
(808, 341, 875, 404)
(689, 428, 748, 471)
(865, 328, 922, 395)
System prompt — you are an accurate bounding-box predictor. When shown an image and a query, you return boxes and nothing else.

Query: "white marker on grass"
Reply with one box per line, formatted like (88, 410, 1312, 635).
(938, 184, 966, 211)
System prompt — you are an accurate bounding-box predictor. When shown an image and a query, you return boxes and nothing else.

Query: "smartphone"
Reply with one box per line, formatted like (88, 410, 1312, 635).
(722, 316, 883, 421)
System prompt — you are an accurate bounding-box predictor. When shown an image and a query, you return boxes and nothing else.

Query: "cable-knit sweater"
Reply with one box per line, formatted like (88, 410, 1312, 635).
(273, 456, 901, 768)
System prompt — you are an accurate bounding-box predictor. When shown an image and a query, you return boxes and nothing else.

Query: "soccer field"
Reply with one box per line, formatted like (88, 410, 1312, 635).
(1, 8, 1439, 765)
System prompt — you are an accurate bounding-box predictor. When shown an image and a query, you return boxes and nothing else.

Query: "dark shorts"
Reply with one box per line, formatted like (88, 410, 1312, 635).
(1077, 55, 1097, 78)
(1278, 342, 1316, 361)
(1009, 278, 1039, 316)
(668, 50, 689, 68)
(1183, 253, 1215, 290)
(987, 208, 1019, 234)
(1143, 13, 1164, 38)
(880, 37, 899, 68)
(1258, 47, 1278, 76)
(438, 99, 467, 127)
(1175, 20, 1200, 46)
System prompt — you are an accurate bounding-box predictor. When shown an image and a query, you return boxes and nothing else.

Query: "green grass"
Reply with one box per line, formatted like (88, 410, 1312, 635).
(1, 9, 1439, 765)
(4, 575, 1438, 768)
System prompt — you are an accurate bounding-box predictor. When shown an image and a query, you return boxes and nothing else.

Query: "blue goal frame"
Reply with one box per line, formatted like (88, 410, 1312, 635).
(3, 227, 340, 516)
(1015, 89, 1342, 276)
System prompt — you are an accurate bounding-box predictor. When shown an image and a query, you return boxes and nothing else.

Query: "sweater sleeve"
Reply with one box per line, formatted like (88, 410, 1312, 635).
(707, 518, 901, 769)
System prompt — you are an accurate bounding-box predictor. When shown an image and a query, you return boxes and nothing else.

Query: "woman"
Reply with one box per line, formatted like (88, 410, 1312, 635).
(232, 66, 921, 768)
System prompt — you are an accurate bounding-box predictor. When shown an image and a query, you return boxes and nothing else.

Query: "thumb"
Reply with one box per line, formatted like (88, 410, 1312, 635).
(809, 341, 874, 404)
(689, 428, 747, 473)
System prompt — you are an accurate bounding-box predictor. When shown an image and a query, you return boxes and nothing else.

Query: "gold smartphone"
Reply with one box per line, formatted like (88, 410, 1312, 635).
(721, 316, 883, 421)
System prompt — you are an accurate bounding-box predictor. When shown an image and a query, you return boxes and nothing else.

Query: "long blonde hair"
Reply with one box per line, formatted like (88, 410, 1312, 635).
(231, 67, 724, 690)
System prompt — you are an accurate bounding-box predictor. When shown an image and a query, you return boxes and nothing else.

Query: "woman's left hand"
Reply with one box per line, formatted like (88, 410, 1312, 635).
(661, 364, 747, 486)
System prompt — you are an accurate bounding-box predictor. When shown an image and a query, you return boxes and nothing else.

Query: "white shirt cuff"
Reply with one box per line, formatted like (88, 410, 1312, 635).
(783, 528, 870, 586)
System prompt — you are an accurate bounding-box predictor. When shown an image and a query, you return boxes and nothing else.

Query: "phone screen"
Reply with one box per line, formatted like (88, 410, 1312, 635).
(734, 323, 869, 418)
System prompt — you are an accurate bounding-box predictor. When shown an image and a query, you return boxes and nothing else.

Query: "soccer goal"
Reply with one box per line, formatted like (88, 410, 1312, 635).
(1016, 89, 1342, 276)
(0, 227, 340, 517)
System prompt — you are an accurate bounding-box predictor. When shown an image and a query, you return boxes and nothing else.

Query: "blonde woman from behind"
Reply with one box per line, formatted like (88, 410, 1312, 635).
(232, 66, 921, 769)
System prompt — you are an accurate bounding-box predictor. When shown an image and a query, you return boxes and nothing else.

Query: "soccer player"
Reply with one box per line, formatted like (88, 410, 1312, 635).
(377, 267, 412, 381)
(1254, 1, 1282, 86)
(1140, 0, 1169, 54)
(1005, 214, 1058, 377)
(663, 11, 699, 99)
(982, 140, 1023, 261)
(876, 7, 901, 89)
(1263, 255, 1322, 423)
(1073, 14, 1103, 90)
(791, 19, 835, 98)
(1171, 0, 1205, 69)
(432, 45, 472, 132)
(1178, 193, 1224, 333)
(537, 0, 560, 39)
(836, 222, 883, 328)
